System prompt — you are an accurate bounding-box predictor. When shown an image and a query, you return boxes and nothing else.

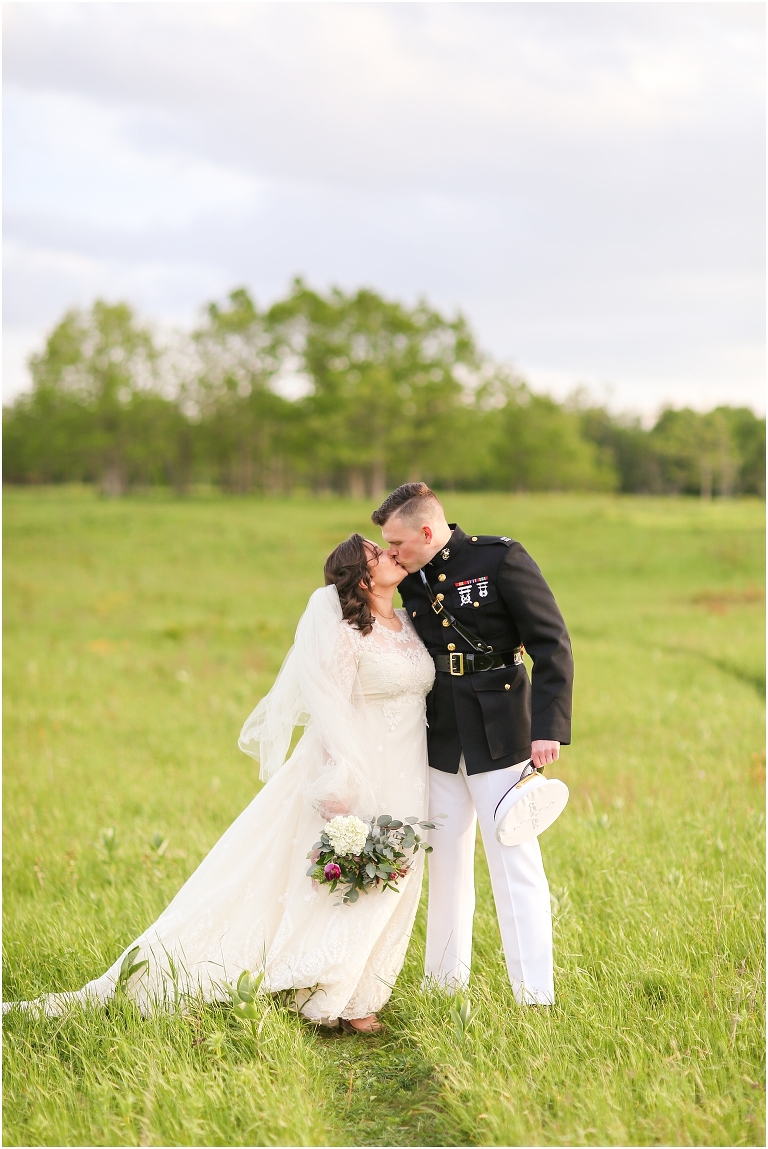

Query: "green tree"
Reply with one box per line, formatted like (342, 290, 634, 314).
(266, 280, 478, 497)
(650, 407, 742, 498)
(713, 407, 766, 497)
(580, 402, 765, 498)
(473, 376, 617, 492)
(192, 289, 298, 493)
(578, 406, 662, 493)
(4, 287, 763, 501)
(3, 301, 185, 494)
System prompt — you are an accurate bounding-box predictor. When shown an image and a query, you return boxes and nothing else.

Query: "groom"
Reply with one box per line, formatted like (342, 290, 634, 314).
(372, 483, 573, 1005)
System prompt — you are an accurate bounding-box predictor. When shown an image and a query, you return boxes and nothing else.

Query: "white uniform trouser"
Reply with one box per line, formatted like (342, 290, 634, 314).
(425, 756, 554, 1005)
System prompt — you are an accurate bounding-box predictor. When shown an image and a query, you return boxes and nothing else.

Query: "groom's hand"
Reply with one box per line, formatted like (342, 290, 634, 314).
(531, 740, 560, 769)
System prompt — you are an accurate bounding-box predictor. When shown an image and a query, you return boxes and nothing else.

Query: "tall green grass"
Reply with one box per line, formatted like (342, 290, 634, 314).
(3, 487, 765, 1147)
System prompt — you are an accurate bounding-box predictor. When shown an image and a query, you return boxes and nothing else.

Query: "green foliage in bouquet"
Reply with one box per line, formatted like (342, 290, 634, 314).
(306, 814, 435, 905)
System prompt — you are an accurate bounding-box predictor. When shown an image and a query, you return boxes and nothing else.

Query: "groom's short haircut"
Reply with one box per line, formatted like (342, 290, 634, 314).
(371, 483, 444, 527)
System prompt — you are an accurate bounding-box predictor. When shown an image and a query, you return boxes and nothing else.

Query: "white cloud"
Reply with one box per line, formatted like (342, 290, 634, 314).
(4, 87, 262, 229)
(3, 1, 764, 413)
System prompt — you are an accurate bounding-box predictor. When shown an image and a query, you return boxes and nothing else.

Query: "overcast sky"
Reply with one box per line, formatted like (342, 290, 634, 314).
(3, 2, 765, 416)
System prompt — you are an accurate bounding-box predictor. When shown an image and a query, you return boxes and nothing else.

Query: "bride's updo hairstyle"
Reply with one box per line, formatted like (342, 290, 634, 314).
(324, 533, 376, 636)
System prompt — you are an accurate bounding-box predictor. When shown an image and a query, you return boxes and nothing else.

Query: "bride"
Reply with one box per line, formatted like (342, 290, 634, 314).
(4, 535, 435, 1033)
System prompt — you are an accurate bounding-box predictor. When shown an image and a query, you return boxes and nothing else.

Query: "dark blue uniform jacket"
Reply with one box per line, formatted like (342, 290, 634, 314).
(399, 525, 574, 775)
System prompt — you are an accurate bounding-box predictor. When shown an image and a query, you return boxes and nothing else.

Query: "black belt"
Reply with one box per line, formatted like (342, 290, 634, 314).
(433, 647, 523, 676)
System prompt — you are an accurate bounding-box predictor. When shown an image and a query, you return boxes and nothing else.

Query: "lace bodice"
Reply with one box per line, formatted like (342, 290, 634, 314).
(333, 610, 435, 704)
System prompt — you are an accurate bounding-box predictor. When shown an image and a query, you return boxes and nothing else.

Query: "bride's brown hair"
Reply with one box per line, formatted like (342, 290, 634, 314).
(324, 533, 376, 635)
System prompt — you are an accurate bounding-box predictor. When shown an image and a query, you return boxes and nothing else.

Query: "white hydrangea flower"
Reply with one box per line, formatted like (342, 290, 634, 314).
(324, 815, 369, 856)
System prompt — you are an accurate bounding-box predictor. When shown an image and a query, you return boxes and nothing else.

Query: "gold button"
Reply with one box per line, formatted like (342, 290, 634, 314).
(442, 619, 450, 627)
(436, 593, 444, 601)
(447, 643, 456, 651)
(438, 573, 446, 582)
(504, 683, 511, 690)
(471, 536, 478, 541)
(473, 602, 479, 608)
(412, 611, 417, 617)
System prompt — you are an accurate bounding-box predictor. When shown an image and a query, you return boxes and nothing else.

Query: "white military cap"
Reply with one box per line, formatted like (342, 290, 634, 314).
(494, 763, 569, 847)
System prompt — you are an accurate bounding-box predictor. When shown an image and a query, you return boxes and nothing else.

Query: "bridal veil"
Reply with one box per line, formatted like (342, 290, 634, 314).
(238, 584, 377, 815)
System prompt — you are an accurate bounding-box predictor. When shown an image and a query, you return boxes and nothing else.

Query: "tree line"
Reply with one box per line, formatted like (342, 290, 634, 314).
(3, 281, 764, 499)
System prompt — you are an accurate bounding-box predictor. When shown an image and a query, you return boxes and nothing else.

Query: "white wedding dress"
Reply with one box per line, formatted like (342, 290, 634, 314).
(4, 589, 435, 1024)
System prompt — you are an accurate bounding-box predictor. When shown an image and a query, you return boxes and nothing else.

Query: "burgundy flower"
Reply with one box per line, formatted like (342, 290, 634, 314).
(324, 863, 341, 881)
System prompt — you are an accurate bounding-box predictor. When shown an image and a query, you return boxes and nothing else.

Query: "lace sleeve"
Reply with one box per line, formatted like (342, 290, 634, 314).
(329, 621, 362, 701)
(312, 622, 363, 816)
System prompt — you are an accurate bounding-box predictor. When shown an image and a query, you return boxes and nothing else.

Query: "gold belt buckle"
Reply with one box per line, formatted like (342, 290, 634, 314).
(449, 652, 464, 676)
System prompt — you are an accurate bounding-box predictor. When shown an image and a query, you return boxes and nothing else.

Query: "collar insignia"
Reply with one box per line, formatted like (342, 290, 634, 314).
(441, 548, 450, 560)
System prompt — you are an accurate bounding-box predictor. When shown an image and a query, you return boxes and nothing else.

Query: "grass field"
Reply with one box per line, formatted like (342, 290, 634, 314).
(2, 487, 765, 1148)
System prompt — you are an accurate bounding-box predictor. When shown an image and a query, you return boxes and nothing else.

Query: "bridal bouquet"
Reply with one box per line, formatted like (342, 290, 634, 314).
(307, 813, 436, 905)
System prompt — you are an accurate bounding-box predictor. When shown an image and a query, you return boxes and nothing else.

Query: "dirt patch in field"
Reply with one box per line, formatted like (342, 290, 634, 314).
(691, 586, 764, 614)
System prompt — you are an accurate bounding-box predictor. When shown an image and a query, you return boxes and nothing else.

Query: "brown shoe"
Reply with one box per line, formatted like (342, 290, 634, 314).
(340, 1016, 382, 1034)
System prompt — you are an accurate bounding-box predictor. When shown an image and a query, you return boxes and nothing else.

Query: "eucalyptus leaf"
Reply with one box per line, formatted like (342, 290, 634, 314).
(377, 815, 392, 826)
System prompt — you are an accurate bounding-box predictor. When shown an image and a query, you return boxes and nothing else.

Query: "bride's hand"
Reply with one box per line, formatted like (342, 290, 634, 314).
(318, 799, 347, 821)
